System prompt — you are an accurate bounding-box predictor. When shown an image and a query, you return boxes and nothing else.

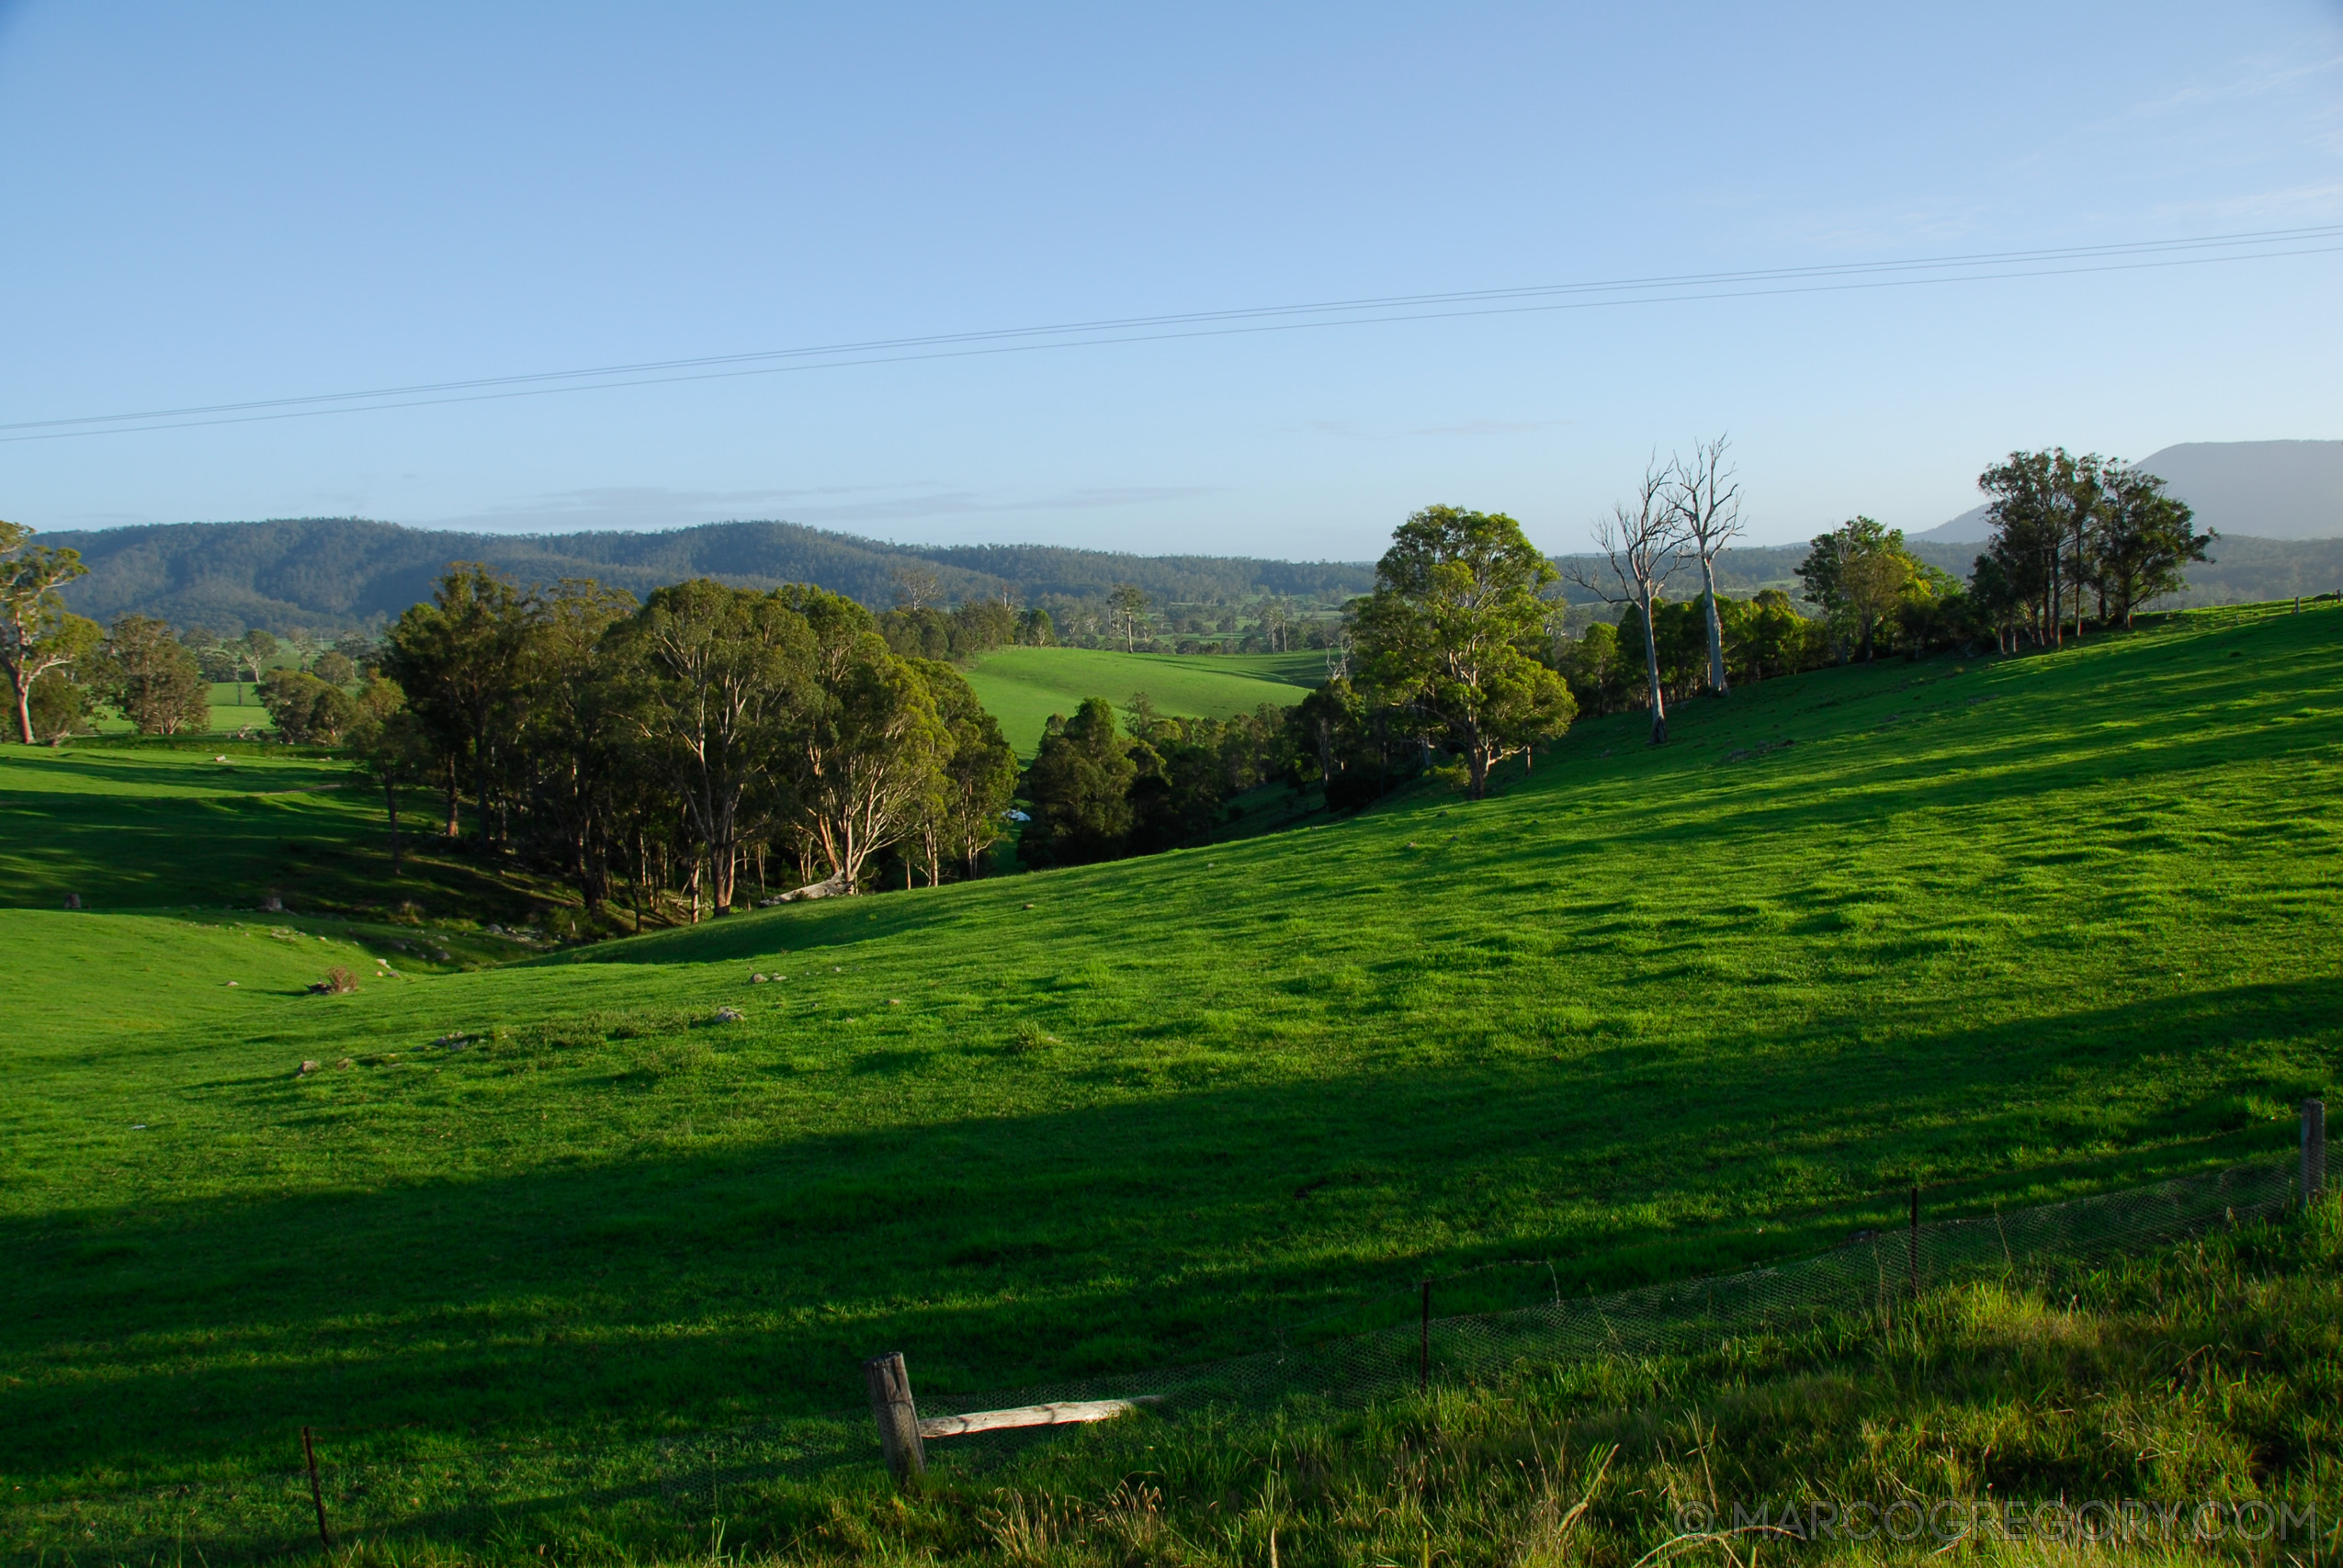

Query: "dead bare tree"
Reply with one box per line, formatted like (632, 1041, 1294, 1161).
(1670, 434, 1743, 697)
(889, 567, 944, 612)
(1567, 458, 1687, 745)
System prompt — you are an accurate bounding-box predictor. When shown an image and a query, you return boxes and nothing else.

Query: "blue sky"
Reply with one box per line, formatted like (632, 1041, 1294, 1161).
(3, 3, 2338, 556)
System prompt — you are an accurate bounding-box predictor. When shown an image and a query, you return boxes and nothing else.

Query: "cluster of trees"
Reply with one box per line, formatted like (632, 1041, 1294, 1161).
(0, 564, 376, 745)
(1542, 444, 2216, 739)
(357, 566, 1018, 919)
(1971, 449, 2212, 646)
(1009, 585, 1345, 656)
(1021, 697, 1297, 864)
(870, 568, 1048, 660)
(1555, 589, 1816, 715)
(1013, 505, 1579, 863)
(1022, 503, 1575, 848)
(3, 441, 2224, 917)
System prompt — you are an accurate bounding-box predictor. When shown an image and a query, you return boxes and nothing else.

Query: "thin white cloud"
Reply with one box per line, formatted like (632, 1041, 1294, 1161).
(411, 482, 1224, 535)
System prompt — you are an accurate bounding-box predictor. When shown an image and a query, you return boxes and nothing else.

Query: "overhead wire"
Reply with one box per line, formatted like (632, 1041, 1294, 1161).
(6, 224, 2338, 444)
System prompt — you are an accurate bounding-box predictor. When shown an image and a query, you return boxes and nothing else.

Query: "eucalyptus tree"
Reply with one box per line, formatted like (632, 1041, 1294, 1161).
(910, 657, 1019, 882)
(1568, 464, 1686, 745)
(784, 600, 949, 891)
(348, 680, 435, 876)
(1976, 449, 2111, 647)
(0, 521, 91, 744)
(615, 579, 815, 917)
(2097, 466, 2213, 627)
(521, 581, 640, 911)
(105, 615, 211, 735)
(1795, 517, 1920, 661)
(1669, 436, 1744, 695)
(382, 566, 540, 842)
(1355, 504, 1574, 793)
(232, 628, 280, 703)
(1108, 582, 1150, 650)
(1024, 697, 1137, 865)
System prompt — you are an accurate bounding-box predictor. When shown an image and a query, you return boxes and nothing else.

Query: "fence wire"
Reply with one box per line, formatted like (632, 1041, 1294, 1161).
(7, 1159, 2299, 1563)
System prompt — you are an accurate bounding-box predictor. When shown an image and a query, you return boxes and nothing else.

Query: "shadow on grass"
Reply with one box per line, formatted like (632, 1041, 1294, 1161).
(0, 785, 560, 919)
(6, 973, 2332, 1487)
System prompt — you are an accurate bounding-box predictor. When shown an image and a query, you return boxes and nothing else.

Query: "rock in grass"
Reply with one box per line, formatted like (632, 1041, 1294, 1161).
(712, 1007, 745, 1023)
(751, 973, 769, 984)
(297, 1061, 319, 1076)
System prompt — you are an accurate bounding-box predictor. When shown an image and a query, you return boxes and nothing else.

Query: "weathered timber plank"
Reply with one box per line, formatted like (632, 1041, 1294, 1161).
(917, 1397, 1155, 1438)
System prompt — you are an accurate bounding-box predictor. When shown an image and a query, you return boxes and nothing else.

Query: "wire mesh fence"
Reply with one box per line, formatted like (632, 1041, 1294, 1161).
(6, 1156, 2303, 1563)
(2150, 593, 2340, 629)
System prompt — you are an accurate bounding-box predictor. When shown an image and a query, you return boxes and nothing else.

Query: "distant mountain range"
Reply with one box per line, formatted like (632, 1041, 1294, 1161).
(42, 517, 1379, 637)
(39, 452, 2343, 638)
(1920, 440, 2343, 543)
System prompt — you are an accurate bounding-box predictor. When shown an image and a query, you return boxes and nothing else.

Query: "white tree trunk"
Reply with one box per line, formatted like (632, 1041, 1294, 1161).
(1639, 589, 1669, 746)
(1699, 554, 1729, 696)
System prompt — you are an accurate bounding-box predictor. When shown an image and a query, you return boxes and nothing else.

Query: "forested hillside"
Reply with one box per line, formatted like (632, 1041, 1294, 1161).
(43, 517, 1378, 637)
(44, 515, 2342, 641)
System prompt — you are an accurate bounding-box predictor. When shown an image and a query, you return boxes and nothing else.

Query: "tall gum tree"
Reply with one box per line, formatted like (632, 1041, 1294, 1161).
(0, 522, 91, 745)
(2098, 466, 2213, 626)
(1796, 518, 1921, 661)
(909, 657, 1017, 882)
(783, 599, 949, 889)
(1568, 466, 1685, 746)
(1976, 449, 2108, 648)
(1670, 437, 1743, 696)
(1355, 504, 1574, 795)
(617, 580, 815, 916)
(382, 566, 539, 842)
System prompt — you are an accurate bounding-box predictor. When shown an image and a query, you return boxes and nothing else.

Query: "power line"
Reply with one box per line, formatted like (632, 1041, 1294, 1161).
(8, 225, 2339, 445)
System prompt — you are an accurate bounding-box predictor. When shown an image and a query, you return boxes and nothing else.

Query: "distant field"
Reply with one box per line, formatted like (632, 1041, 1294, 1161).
(92, 681, 276, 737)
(3, 604, 2337, 1519)
(0, 744, 564, 932)
(963, 646, 1317, 753)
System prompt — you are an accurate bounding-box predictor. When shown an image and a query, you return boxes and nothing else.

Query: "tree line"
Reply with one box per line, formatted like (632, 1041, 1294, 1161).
(336, 569, 1018, 920)
(0, 442, 2219, 912)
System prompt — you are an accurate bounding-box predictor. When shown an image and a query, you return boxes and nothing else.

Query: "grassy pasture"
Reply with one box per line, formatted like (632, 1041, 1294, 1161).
(3, 606, 2339, 1514)
(721, 1204, 2343, 1565)
(90, 681, 277, 737)
(0, 745, 564, 932)
(961, 647, 1315, 754)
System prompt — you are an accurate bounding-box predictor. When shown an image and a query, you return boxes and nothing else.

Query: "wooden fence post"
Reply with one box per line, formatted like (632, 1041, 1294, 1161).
(300, 1425, 332, 1549)
(1907, 1186, 1921, 1303)
(1419, 1280, 1432, 1393)
(2304, 1100, 2327, 1209)
(864, 1351, 925, 1484)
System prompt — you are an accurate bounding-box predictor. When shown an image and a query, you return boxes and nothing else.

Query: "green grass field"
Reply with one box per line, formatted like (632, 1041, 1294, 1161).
(4, 606, 2339, 1532)
(91, 681, 277, 737)
(775, 1202, 2343, 1565)
(0, 743, 574, 946)
(961, 647, 1319, 754)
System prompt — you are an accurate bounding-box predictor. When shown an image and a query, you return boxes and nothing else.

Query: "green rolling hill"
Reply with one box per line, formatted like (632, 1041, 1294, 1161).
(960, 647, 1323, 753)
(2, 603, 2337, 1532)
